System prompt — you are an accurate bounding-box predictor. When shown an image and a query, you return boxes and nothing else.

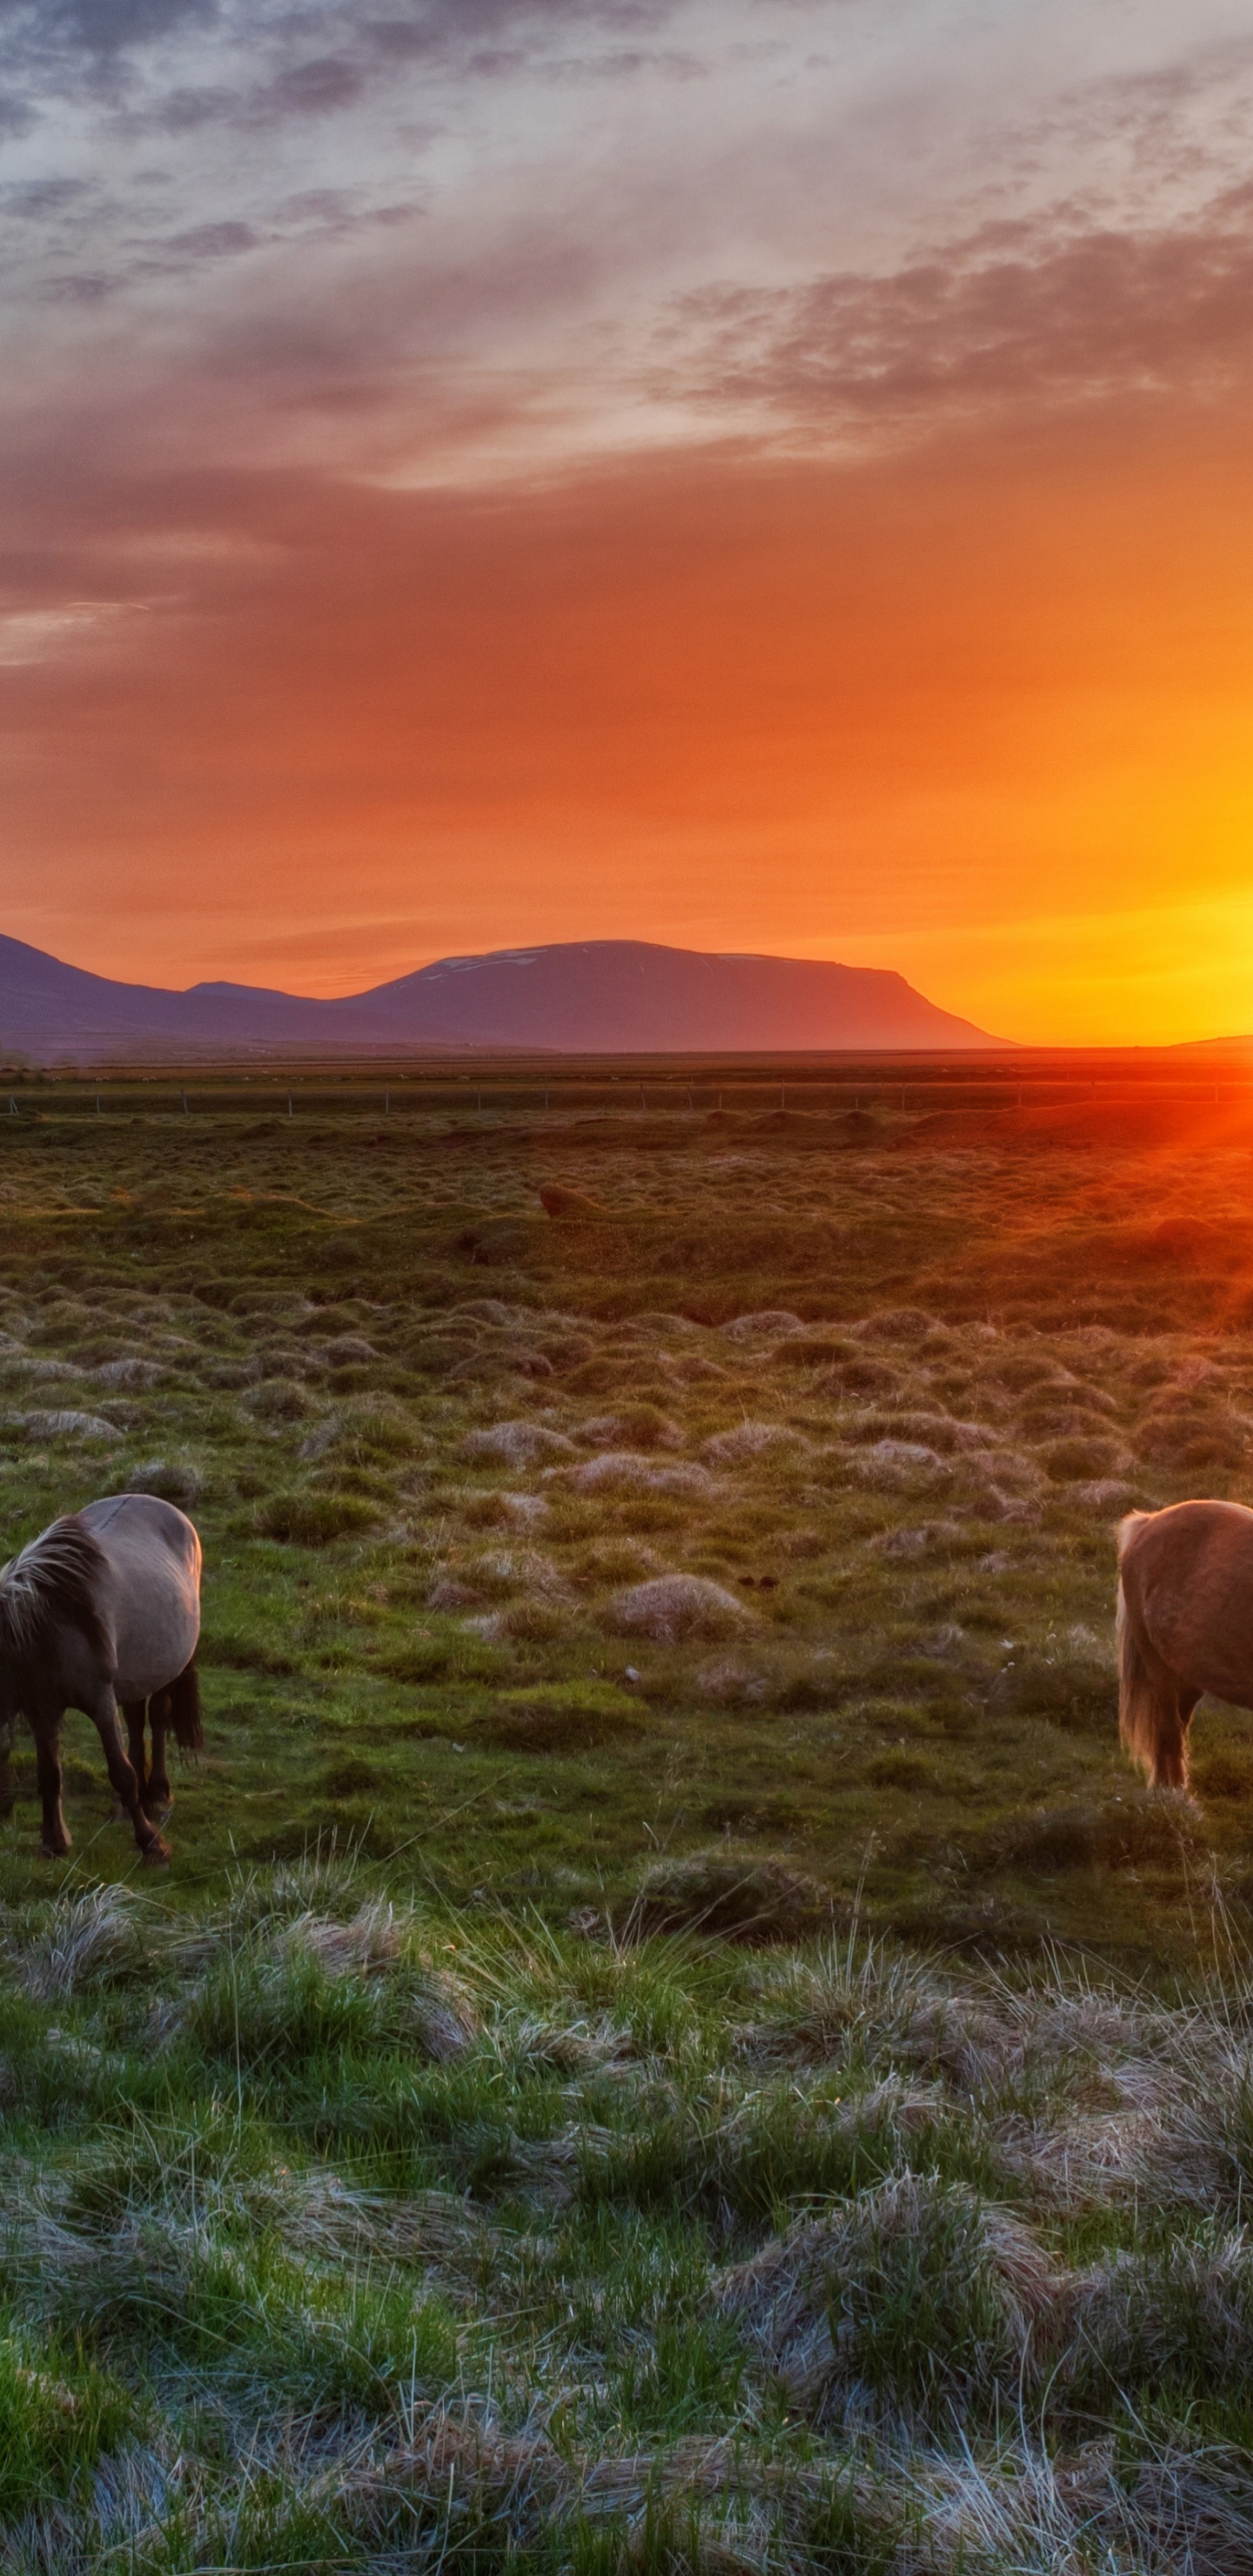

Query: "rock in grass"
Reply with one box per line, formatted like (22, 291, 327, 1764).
(609, 1573, 751, 1643)
(621, 1850, 836, 1943)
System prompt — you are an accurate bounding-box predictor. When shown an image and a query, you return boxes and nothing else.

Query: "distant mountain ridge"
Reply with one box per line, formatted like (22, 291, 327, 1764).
(0, 935, 1004, 1057)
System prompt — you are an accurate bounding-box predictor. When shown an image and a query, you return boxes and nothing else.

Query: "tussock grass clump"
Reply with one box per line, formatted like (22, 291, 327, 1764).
(254, 1487, 378, 1543)
(463, 1419, 577, 1466)
(7, 1885, 151, 1999)
(720, 1311, 803, 1341)
(978, 1788, 1200, 1875)
(621, 1851, 836, 1944)
(0, 2328, 131, 2521)
(713, 2171, 1062, 2425)
(700, 1421, 803, 1466)
(578, 1401, 683, 1449)
(694, 1654, 781, 1706)
(245, 1375, 313, 1424)
(479, 1679, 645, 1750)
(573, 1452, 715, 1497)
(317, 1391, 422, 1458)
(610, 1574, 752, 1642)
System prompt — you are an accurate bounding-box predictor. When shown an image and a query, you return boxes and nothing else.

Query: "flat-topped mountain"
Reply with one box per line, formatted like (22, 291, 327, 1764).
(0, 934, 1002, 1057)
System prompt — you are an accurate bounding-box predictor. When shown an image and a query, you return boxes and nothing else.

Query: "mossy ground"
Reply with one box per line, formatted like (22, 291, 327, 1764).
(0, 1069, 1250, 2566)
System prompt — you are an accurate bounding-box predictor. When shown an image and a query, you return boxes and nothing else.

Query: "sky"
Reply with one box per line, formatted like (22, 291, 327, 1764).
(2, 0, 1253, 1043)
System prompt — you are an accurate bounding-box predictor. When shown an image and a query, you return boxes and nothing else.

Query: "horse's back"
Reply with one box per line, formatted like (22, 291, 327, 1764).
(77, 1492, 200, 1574)
(75, 1494, 201, 1700)
(1120, 1498, 1253, 1707)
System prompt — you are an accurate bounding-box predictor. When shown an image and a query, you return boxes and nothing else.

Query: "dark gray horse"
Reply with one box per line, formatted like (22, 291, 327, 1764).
(0, 1493, 202, 1866)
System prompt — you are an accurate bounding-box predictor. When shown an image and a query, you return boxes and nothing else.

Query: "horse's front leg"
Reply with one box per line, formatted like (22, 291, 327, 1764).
(32, 1717, 70, 1858)
(92, 1687, 170, 1867)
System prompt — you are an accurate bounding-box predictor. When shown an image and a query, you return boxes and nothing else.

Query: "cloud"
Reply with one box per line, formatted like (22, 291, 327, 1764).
(669, 184, 1253, 439)
(7, 0, 217, 50)
(164, 216, 256, 255)
(2, 174, 90, 211)
(257, 53, 365, 118)
(0, 599, 140, 663)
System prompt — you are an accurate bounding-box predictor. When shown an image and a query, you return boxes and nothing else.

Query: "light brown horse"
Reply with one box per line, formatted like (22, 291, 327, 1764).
(1117, 1499, 1253, 1790)
(0, 1493, 201, 1864)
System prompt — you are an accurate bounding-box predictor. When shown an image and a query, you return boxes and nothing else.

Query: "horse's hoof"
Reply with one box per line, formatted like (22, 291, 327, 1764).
(141, 1840, 171, 1868)
(40, 1841, 71, 1860)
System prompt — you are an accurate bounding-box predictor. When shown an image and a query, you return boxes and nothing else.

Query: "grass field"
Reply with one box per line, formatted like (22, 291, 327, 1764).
(1, 1061, 1252, 2567)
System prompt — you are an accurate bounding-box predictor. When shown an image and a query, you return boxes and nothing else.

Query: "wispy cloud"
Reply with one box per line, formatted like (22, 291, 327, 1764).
(667, 184, 1253, 442)
(0, 598, 142, 662)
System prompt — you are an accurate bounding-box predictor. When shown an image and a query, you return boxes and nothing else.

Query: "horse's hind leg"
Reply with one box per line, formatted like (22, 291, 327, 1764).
(1145, 1686, 1201, 1793)
(117, 1701, 150, 1821)
(92, 1687, 169, 1867)
(33, 1720, 70, 1859)
(1176, 1687, 1202, 1793)
(1118, 1580, 1199, 1790)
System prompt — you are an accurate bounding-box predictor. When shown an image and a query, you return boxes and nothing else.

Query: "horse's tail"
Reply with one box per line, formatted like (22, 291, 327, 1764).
(166, 1660, 204, 1755)
(1116, 1518, 1188, 1789)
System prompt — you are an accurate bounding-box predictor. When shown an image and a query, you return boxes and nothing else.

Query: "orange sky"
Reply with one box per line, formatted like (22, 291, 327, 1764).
(2, 3, 1253, 1043)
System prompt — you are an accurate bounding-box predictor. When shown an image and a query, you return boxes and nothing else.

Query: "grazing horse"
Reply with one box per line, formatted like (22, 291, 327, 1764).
(0, 1493, 201, 1865)
(1117, 1499, 1253, 1791)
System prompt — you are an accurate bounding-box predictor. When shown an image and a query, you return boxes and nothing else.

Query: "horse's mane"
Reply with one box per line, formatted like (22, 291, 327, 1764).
(0, 1515, 110, 1667)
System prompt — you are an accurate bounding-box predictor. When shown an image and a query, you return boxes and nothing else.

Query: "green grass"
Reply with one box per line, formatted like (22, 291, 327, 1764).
(1, 1871, 1252, 2566)
(0, 1089, 1244, 1949)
